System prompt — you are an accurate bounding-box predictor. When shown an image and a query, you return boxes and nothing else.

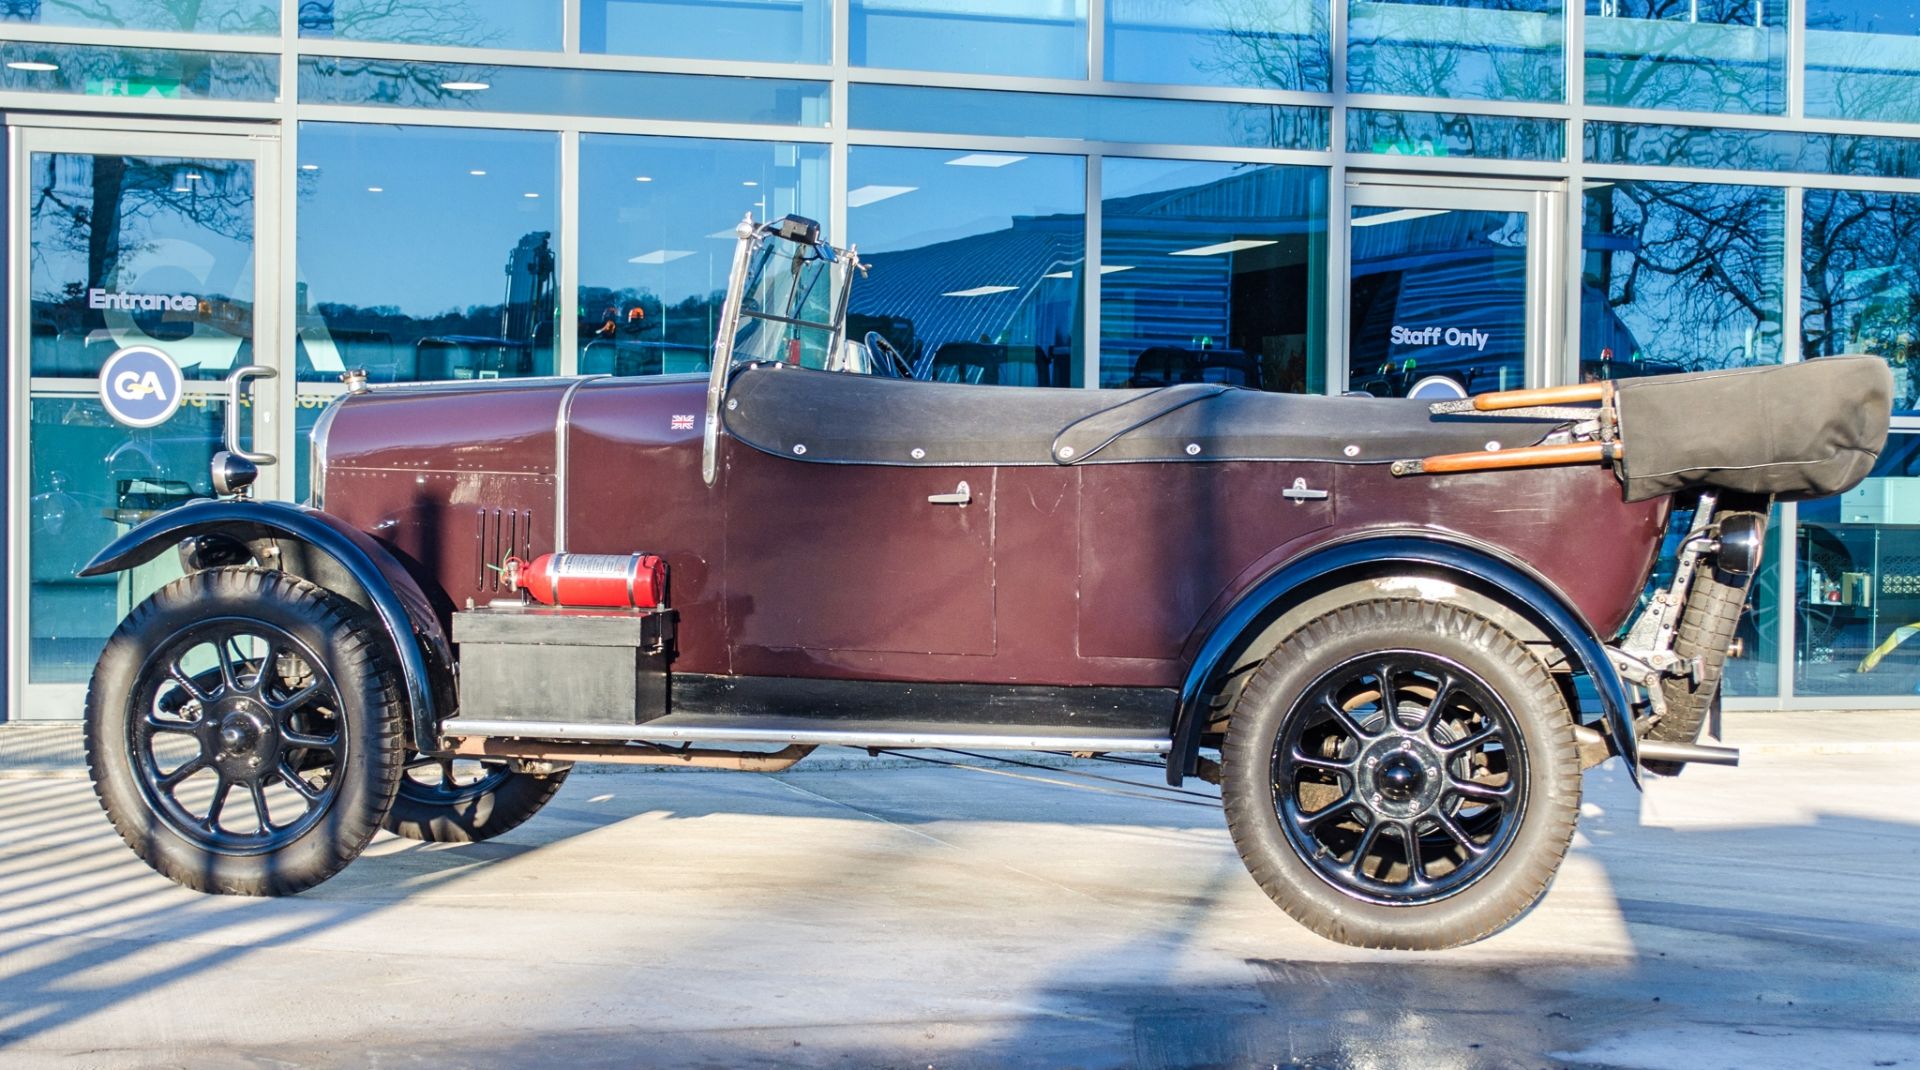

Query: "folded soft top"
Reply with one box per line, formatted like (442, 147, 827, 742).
(723, 364, 1560, 468)
(1615, 356, 1892, 502)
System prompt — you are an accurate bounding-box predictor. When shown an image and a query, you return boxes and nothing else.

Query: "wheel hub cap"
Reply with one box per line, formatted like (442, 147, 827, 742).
(1359, 737, 1443, 819)
(209, 701, 276, 777)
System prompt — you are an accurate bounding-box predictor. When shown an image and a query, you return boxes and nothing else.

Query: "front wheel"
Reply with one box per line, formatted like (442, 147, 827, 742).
(85, 567, 406, 896)
(1221, 599, 1580, 950)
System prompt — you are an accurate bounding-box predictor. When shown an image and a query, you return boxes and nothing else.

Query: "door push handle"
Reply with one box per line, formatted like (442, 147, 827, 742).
(1282, 476, 1329, 505)
(927, 480, 972, 506)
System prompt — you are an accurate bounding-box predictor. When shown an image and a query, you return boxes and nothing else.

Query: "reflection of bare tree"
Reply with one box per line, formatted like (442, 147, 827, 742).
(297, 1, 500, 48)
(1587, 0, 1785, 112)
(1350, 110, 1556, 159)
(1588, 181, 1781, 370)
(301, 55, 500, 109)
(1802, 7, 1920, 124)
(1343, 0, 1561, 101)
(6, 0, 275, 32)
(1197, 0, 1330, 89)
(32, 154, 251, 303)
(1802, 191, 1920, 406)
(0, 39, 276, 99)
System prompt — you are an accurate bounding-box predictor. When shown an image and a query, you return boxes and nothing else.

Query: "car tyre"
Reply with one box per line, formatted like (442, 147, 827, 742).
(85, 567, 405, 896)
(1221, 598, 1580, 950)
(383, 757, 570, 843)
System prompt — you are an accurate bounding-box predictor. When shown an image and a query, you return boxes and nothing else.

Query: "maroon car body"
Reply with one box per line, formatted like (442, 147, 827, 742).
(315, 374, 1667, 689)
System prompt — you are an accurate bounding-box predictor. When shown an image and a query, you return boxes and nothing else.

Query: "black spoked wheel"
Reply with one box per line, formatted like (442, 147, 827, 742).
(87, 567, 405, 896)
(1222, 598, 1580, 950)
(1276, 653, 1527, 906)
(383, 753, 570, 843)
(130, 620, 348, 855)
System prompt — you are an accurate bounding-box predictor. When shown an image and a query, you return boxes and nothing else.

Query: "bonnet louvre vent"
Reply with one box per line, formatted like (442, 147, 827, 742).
(475, 507, 535, 592)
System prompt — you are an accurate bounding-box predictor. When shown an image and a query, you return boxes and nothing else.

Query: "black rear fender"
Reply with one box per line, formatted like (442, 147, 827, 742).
(80, 499, 453, 752)
(1172, 533, 1639, 787)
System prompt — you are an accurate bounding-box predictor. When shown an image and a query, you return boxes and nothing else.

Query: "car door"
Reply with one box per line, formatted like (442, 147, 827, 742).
(725, 446, 997, 669)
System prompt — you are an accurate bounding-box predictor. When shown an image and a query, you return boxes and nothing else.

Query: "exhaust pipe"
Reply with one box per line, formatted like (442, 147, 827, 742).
(1636, 739, 1740, 768)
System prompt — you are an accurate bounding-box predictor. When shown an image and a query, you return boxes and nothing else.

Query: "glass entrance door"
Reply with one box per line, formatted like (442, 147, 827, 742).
(1345, 179, 1562, 398)
(10, 124, 279, 720)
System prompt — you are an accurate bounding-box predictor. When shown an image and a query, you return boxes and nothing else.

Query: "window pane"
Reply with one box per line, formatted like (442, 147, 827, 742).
(1, 0, 275, 32)
(1796, 435, 1920, 699)
(849, 84, 1330, 150)
(299, 58, 830, 127)
(1807, 1, 1920, 124)
(1101, 160, 1327, 392)
(1348, 109, 1565, 160)
(1348, 0, 1563, 102)
(851, 0, 1088, 79)
(29, 397, 225, 684)
(297, 0, 561, 49)
(1580, 181, 1783, 378)
(847, 147, 1085, 386)
(295, 124, 560, 384)
(1587, 121, 1920, 178)
(0, 41, 277, 101)
(29, 153, 256, 381)
(578, 136, 830, 377)
(1803, 189, 1920, 415)
(583, 0, 831, 63)
(1585, 0, 1785, 114)
(1105, 0, 1329, 90)
(1349, 203, 1531, 396)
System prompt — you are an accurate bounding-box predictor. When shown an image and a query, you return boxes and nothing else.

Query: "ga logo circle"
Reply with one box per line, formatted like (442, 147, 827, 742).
(99, 345, 185, 429)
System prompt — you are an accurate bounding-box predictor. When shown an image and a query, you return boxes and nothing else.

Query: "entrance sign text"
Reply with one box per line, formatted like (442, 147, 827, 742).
(89, 289, 199, 312)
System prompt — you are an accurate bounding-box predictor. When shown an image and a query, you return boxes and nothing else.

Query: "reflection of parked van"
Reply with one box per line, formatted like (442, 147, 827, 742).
(924, 341, 1075, 387)
(1124, 346, 1261, 389)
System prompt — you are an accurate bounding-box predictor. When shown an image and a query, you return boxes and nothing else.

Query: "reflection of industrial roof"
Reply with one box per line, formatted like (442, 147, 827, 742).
(853, 216, 1083, 353)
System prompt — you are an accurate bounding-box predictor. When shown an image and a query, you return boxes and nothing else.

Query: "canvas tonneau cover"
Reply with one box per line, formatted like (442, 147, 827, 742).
(723, 364, 1561, 468)
(1615, 356, 1892, 502)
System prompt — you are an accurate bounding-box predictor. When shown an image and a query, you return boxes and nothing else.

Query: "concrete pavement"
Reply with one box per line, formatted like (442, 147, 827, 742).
(1, 742, 1918, 1068)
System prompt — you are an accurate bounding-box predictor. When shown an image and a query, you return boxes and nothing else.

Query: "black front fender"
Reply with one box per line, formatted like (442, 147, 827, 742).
(1170, 533, 1640, 788)
(81, 499, 451, 751)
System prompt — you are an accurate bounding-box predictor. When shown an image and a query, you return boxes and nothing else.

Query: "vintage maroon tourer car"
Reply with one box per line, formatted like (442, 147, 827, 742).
(79, 216, 1891, 949)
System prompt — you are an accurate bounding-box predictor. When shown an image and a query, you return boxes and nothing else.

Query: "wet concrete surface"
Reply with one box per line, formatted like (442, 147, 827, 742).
(0, 751, 1915, 1068)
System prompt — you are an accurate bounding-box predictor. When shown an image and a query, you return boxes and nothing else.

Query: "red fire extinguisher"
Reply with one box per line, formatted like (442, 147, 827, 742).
(503, 553, 667, 608)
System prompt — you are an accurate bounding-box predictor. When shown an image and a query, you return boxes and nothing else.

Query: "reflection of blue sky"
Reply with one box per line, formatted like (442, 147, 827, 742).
(297, 124, 557, 316)
(850, 0, 1087, 78)
(582, 0, 830, 63)
(848, 146, 1083, 254)
(579, 136, 828, 306)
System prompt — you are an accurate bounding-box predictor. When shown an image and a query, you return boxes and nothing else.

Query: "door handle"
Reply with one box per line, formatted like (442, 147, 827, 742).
(224, 365, 279, 465)
(1282, 476, 1329, 504)
(927, 480, 972, 506)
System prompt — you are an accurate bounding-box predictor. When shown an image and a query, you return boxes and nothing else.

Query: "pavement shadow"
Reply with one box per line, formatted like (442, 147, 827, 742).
(0, 775, 632, 1050)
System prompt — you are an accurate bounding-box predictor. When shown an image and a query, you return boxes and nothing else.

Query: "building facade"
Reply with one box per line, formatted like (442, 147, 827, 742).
(3, 0, 1920, 721)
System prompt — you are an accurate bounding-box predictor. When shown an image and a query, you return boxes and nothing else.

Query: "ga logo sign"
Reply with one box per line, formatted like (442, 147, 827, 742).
(98, 346, 185, 428)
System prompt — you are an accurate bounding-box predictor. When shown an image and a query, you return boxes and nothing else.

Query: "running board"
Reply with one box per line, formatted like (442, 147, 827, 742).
(439, 716, 1173, 754)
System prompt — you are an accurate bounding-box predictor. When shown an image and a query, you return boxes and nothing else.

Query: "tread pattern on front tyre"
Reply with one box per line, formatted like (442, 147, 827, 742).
(1219, 598, 1580, 951)
(85, 567, 406, 897)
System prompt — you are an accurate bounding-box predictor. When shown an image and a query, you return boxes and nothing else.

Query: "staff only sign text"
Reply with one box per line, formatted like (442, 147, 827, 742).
(99, 345, 186, 429)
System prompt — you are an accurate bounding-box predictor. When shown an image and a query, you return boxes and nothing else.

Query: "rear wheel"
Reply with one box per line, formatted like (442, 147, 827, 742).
(1221, 599, 1580, 950)
(85, 567, 405, 896)
(384, 755, 570, 843)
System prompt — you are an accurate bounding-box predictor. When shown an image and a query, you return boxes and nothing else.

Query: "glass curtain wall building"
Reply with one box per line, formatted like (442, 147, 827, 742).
(6, 0, 1920, 716)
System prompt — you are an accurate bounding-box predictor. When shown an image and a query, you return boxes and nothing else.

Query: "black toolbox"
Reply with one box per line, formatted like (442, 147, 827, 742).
(451, 605, 675, 725)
